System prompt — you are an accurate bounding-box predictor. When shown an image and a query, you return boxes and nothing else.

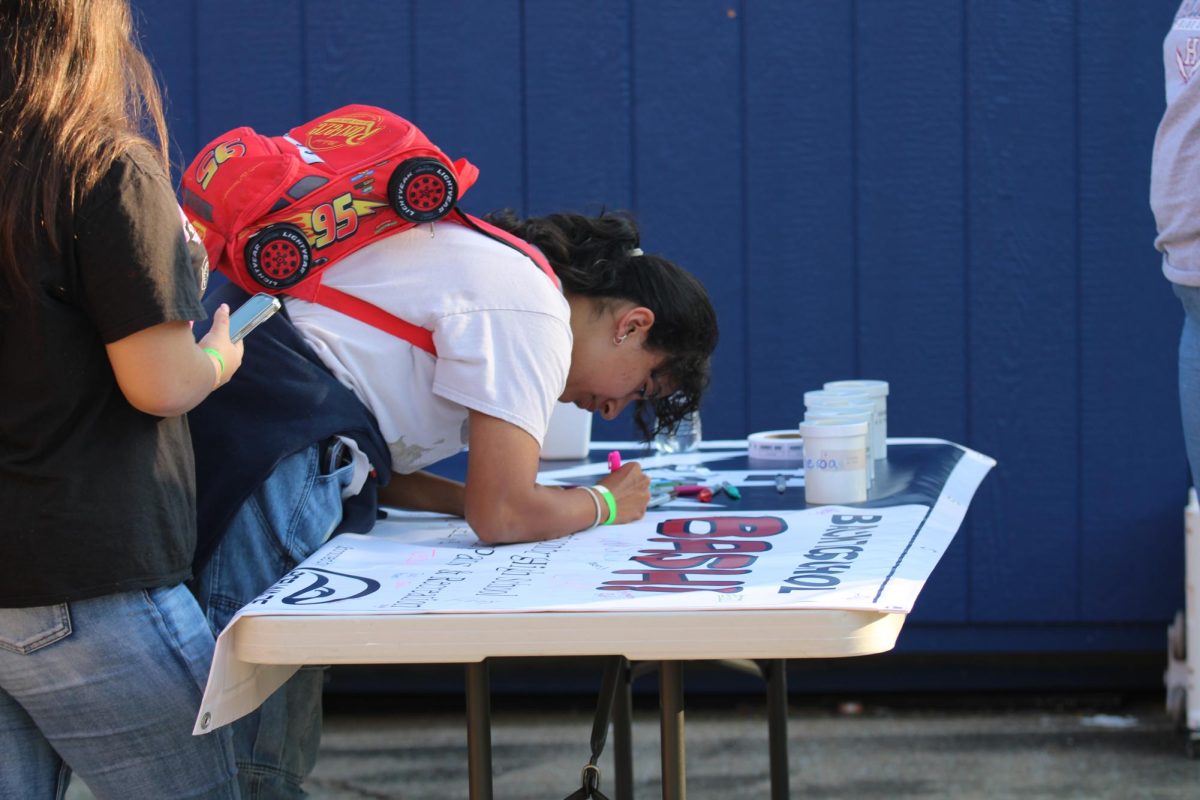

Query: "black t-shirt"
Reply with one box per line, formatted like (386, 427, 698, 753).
(0, 147, 207, 607)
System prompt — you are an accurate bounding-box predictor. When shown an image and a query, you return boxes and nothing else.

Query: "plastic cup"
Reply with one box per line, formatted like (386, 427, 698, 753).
(541, 402, 593, 460)
(804, 406, 875, 487)
(799, 417, 869, 504)
(652, 410, 702, 454)
(823, 379, 889, 459)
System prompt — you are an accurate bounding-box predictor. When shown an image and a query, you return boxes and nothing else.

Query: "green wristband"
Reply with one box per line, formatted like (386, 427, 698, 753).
(202, 346, 225, 375)
(592, 485, 617, 526)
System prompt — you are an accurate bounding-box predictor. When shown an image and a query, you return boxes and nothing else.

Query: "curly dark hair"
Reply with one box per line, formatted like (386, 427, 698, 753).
(485, 209, 718, 439)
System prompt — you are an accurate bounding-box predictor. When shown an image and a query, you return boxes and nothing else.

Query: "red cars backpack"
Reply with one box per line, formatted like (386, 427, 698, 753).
(181, 104, 558, 355)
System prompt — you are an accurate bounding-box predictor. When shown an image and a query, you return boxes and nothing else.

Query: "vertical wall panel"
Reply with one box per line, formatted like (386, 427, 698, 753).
(132, 0, 199, 175)
(415, 2, 524, 218)
(193, 1, 305, 142)
(744, 3, 856, 434)
(128, 2, 1194, 657)
(1078, 2, 1189, 621)
(634, 1, 745, 441)
(302, 2, 413, 120)
(524, 1, 632, 216)
(857, 0, 969, 623)
(856, 1, 968, 444)
(967, 1, 1079, 622)
(524, 2, 636, 441)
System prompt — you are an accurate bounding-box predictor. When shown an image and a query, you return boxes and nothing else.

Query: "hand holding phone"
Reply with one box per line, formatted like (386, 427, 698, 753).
(228, 293, 282, 343)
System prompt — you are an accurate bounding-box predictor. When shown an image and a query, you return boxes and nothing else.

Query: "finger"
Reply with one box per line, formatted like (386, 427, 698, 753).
(210, 303, 231, 332)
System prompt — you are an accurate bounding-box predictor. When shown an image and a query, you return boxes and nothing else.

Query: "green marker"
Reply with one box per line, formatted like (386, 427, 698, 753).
(717, 480, 741, 500)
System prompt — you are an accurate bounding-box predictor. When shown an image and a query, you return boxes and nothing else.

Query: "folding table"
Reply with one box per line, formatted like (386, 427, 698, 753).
(196, 438, 994, 799)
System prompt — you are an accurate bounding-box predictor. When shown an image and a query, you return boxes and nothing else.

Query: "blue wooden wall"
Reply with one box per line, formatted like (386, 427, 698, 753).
(133, 1, 1190, 662)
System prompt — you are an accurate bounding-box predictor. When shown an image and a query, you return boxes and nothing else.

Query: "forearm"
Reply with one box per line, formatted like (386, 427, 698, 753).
(378, 471, 466, 516)
(462, 411, 649, 544)
(464, 481, 599, 544)
(106, 324, 225, 416)
(105, 305, 242, 417)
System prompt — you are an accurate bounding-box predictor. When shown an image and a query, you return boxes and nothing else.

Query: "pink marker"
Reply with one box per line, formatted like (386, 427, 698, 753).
(607, 451, 622, 472)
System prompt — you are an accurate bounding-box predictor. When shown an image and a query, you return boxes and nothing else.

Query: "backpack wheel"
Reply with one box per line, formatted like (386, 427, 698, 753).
(388, 158, 457, 223)
(245, 223, 312, 289)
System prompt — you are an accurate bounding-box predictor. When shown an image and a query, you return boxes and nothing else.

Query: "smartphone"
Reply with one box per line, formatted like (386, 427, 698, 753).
(228, 293, 282, 343)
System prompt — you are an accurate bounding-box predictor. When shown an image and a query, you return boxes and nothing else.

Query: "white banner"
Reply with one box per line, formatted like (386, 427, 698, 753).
(242, 504, 931, 615)
(194, 439, 994, 734)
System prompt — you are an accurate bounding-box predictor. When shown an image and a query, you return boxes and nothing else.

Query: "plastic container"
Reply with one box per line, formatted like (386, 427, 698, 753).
(652, 410, 702, 454)
(540, 402, 593, 460)
(823, 379, 889, 459)
(804, 406, 875, 487)
(799, 417, 869, 504)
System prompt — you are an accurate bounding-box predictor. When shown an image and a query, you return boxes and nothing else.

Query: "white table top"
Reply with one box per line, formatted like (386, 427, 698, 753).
(229, 607, 907, 665)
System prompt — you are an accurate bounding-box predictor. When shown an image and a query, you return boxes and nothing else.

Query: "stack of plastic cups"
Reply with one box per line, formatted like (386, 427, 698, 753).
(805, 405, 875, 488)
(798, 417, 870, 504)
(803, 389, 877, 486)
(823, 380, 889, 461)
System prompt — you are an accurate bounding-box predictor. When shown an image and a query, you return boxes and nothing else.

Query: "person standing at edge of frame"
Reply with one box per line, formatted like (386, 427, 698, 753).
(1154, 2, 1200, 509)
(0, 1, 245, 797)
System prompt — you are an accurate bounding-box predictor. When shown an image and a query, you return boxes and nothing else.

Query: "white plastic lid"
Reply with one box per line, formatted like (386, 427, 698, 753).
(824, 379, 889, 397)
(804, 389, 871, 408)
(799, 418, 869, 438)
(805, 407, 872, 422)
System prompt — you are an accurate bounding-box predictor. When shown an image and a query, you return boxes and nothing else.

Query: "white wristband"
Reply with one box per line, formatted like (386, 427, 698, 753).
(575, 485, 604, 529)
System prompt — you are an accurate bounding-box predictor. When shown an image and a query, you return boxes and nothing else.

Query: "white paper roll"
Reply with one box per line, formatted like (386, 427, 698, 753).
(747, 429, 805, 461)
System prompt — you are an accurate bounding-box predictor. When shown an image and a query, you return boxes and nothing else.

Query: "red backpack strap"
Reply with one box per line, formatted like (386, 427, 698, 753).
(309, 283, 437, 356)
(302, 212, 558, 357)
(450, 209, 561, 290)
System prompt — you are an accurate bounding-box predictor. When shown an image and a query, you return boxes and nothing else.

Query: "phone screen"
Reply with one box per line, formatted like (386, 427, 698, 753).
(229, 294, 281, 343)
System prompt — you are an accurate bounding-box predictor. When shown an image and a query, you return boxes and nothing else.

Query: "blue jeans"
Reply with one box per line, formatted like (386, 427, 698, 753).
(1177, 284, 1200, 494)
(0, 584, 239, 799)
(192, 442, 352, 800)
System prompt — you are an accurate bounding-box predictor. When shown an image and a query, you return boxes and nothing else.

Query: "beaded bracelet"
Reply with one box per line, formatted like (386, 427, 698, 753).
(591, 485, 618, 526)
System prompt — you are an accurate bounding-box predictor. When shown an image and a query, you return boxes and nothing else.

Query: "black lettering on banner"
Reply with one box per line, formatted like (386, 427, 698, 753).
(777, 514, 883, 593)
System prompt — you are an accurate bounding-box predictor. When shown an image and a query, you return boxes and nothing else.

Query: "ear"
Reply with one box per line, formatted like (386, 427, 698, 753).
(615, 306, 655, 339)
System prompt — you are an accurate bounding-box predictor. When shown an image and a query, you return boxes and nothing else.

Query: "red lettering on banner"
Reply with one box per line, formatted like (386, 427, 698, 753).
(599, 569, 749, 593)
(631, 538, 771, 570)
(656, 516, 787, 539)
(598, 515, 789, 594)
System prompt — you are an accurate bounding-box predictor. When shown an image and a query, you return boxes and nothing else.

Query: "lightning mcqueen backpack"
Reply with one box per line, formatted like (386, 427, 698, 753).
(181, 104, 558, 355)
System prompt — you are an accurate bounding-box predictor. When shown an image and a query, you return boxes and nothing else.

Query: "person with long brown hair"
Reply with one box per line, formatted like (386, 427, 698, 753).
(0, 1, 244, 796)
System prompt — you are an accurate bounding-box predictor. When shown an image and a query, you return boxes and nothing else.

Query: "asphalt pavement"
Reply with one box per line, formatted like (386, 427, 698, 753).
(68, 687, 1200, 800)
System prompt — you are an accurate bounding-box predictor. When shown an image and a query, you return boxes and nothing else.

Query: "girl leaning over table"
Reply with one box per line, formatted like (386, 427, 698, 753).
(0, 1, 245, 798)
(187, 204, 719, 797)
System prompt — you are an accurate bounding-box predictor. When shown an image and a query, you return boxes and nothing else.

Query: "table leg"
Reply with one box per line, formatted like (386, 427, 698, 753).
(465, 660, 493, 800)
(612, 658, 635, 799)
(658, 660, 686, 800)
(765, 659, 789, 800)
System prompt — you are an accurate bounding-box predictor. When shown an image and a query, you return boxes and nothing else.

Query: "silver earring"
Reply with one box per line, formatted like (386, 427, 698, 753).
(613, 333, 628, 346)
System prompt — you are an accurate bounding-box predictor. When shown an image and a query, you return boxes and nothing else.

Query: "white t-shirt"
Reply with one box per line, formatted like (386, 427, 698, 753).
(1152, 2, 1200, 286)
(284, 220, 572, 478)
